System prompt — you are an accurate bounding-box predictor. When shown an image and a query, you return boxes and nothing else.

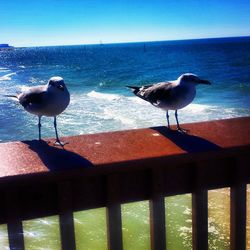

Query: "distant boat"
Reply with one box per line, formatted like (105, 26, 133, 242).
(0, 44, 14, 50)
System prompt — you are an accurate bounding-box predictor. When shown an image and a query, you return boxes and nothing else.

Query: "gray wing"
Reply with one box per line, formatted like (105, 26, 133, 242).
(18, 87, 47, 108)
(137, 82, 174, 104)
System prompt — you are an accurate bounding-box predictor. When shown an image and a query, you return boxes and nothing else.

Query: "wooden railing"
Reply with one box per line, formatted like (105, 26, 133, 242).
(0, 117, 250, 250)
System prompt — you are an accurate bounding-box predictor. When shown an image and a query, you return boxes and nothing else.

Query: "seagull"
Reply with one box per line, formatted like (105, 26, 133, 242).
(6, 76, 70, 145)
(127, 73, 211, 132)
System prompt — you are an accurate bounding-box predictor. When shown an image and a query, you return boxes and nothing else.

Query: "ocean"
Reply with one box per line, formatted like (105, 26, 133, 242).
(0, 37, 250, 142)
(0, 37, 250, 249)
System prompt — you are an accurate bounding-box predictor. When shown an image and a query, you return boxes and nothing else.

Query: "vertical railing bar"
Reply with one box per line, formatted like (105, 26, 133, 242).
(106, 174, 123, 250)
(230, 157, 246, 250)
(192, 189, 208, 250)
(150, 168, 166, 250)
(192, 162, 208, 250)
(57, 181, 76, 250)
(230, 184, 246, 250)
(5, 189, 25, 250)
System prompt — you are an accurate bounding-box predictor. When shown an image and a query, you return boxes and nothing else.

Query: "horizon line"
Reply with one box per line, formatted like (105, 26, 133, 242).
(9, 35, 250, 48)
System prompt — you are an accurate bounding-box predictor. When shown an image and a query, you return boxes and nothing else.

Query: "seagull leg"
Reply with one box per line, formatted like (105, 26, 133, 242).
(166, 110, 170, 129)
(38, 116, 42, 140)
(175, 110, 188, 133)
(53, 116, 67, 147)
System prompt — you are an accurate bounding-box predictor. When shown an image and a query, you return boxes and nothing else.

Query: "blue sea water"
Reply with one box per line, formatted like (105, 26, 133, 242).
(0, 37, 250, 142)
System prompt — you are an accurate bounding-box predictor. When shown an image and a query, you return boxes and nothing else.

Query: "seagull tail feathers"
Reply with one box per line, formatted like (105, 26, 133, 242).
(3, 94, 18, 99)
(126, 85, 140, 95)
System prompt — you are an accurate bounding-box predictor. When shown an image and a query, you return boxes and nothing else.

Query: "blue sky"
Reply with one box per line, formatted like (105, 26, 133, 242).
(1, 0, 250, 47)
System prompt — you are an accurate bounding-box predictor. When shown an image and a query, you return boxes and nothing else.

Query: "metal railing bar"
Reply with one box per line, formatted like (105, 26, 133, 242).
(106, 174, 123, 250)
(150, 169, 166, 250)
(5, 189, 25, 250)
(230, 183, 246, 250)
(192, 162, 209, 250)
(230, 157, 247, 250)
(57, 181, 76, 250)
(192, 189, 208, 250)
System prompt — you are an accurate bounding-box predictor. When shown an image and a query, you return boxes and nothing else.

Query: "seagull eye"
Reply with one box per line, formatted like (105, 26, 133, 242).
(57, 85, 64, 91)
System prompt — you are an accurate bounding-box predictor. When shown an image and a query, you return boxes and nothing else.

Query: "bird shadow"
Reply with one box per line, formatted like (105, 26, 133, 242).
(22, 140, 93, 171)
(151, 126, 221, 153)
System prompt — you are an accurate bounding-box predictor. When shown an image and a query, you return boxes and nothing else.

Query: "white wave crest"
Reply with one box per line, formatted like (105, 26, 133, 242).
(0, 67, 10, 73)
(87, 90, 122, 101)
(182, 103, 212, 112)
(0, 72, 16, 81)
(67, 90, 250, 136)
(29, 77, 39, 84)
(103, 108, 135, 125)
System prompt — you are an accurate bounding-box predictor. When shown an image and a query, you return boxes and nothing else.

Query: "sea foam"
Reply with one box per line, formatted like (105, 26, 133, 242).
(0, 72, 16, 81)
(0, 67, 10, 73)
(87, 90, 121, 101)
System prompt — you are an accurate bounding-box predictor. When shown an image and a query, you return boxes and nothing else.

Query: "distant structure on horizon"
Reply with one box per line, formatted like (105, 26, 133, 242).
(0, 44, 14, 50)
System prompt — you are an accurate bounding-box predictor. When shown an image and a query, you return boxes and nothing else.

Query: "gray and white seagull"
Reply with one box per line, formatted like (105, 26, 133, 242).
(127, 73, 211, 132)
(6, 76, 70, 145)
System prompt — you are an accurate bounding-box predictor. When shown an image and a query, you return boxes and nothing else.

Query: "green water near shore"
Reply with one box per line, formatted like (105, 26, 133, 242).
(0, 188, 249, 249)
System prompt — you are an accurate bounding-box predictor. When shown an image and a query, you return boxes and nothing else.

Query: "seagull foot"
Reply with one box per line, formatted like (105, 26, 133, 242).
(38, 139, 51, 144)
(54, 140, 68, 147)
(177, 127, 189, 133)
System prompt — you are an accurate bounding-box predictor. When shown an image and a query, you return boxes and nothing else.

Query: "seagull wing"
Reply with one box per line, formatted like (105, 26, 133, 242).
(18, 87, 47, 108)
(137, 82, 174, 104)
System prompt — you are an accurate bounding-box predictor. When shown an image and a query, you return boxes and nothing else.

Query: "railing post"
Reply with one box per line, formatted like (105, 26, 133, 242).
(192, 189, 208, 250)
(150, 168, 166, 250)
(192, 162, 208, 250)
(106, 174, 123, 250)
(5, 188, 25, 250)
(230, 183, 246, 250)
(230, 157, 247, 250)
(57, 181, 76, 250)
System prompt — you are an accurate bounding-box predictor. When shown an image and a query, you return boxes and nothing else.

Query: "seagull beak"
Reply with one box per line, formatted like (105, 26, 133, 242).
(57, 84, 64, 91)
(198, 79, 211, 85)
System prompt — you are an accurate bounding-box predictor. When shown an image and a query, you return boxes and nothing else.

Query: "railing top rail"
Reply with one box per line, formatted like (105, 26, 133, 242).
(0, 117, 249, 224)
(0, 117, 250, 183)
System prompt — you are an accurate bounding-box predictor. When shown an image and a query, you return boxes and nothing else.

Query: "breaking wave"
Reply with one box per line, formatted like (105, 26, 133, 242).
(87, 90, 122, 101)
(0, 72, 16, 81)
(62, 90, 250, 138)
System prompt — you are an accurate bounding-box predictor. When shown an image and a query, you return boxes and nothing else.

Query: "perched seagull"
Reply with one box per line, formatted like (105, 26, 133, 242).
(6, 76, 70, 145)
(127, 73, 211, 132)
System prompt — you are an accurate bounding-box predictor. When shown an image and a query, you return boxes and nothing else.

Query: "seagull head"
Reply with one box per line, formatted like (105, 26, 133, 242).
(48, 76, 66, 91)
(178, 73, 211, 85)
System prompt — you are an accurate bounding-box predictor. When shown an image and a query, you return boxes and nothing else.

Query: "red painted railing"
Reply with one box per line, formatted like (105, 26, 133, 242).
(0, 117, 250, 250)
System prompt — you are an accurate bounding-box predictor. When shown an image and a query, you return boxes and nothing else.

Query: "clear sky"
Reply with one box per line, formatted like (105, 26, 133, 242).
(1, 0, 250, 47)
